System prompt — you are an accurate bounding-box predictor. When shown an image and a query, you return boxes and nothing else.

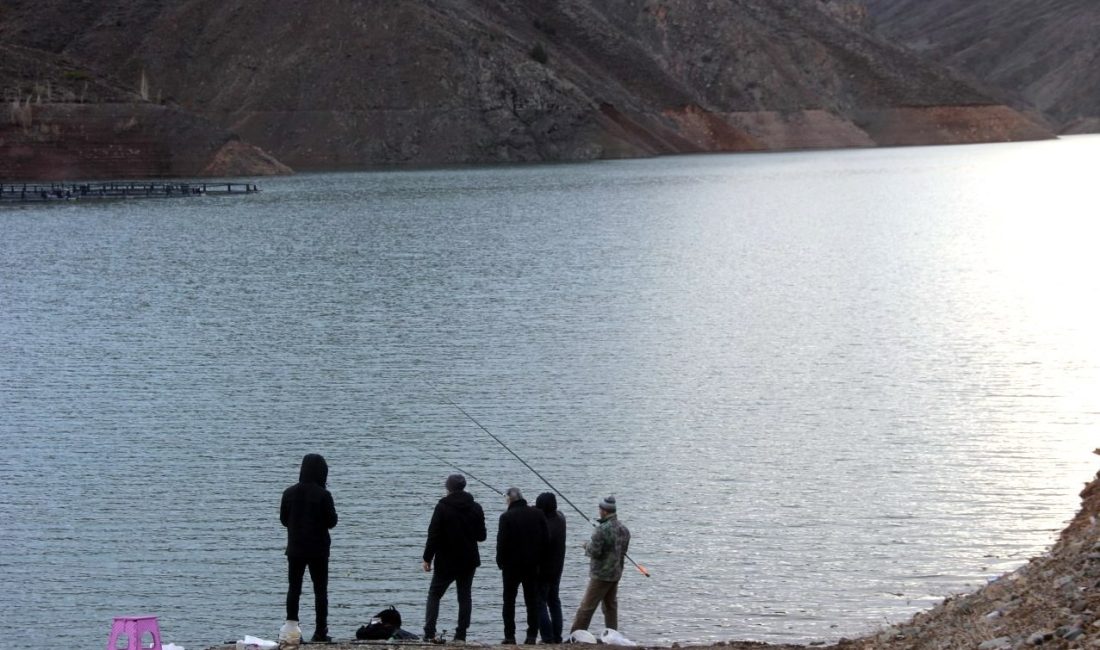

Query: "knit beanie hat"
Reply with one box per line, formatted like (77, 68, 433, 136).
(445, 474, 466, 492)
(599, 495, 616, 513)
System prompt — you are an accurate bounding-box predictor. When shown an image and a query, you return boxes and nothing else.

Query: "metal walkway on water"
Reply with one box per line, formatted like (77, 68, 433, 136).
(0, 181, 260, 202)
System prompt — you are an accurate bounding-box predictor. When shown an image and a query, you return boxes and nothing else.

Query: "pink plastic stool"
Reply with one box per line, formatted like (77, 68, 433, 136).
(107, 615, 163, 650)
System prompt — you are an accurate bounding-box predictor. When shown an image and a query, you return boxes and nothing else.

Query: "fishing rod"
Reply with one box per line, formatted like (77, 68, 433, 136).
(423, 379, 651, 578)
(367, 429, 504, 496)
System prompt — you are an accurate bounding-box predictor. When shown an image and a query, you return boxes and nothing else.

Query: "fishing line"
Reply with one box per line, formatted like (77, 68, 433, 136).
(366, 428, 504, 497)
(422, 379, 651, 577)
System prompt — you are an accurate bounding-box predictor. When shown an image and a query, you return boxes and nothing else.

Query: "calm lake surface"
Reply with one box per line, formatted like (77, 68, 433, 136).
(2, 137, 1099, 649)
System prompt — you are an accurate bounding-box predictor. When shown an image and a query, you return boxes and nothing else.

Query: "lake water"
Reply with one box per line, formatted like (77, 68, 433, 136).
(2, 137, 1099, 649)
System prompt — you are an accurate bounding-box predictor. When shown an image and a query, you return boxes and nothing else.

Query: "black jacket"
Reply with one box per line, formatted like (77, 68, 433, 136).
(536, 492, 566, 580)
(423, 490, 487, 573)
(543, 512, 566, 580)
(496, 499, 549, 576)
(280, 454, 338, 559)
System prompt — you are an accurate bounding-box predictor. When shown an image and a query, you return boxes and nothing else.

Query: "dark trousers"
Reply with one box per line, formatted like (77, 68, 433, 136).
(287, 556, 329, 635)
(538, 574, 563, 643)
(424, 567, 475, 640)
(501, 570, 540, 641)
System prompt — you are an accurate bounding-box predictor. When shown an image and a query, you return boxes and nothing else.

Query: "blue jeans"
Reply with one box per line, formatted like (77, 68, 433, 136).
(538, 575, 563, 643)
(424, 567, 475, 640)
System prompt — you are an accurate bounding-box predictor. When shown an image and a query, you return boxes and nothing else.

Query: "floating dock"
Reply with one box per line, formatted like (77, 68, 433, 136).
(0, 181, 260, 202)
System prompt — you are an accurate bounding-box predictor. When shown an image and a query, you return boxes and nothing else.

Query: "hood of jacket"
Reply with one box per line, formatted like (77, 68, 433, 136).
(535, 492, 557, 515)
(299, 453, 328, 487)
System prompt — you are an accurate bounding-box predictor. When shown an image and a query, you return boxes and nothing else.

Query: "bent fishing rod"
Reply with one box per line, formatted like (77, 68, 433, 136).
(423, 379, 651, 578)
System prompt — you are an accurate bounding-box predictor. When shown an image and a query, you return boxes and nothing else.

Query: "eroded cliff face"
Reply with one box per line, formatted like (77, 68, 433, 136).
(0, 102, 291, 181)
(1, 0, 1054, 174)
(865, 0, 1100, 134)
(0, 44, 291, 180)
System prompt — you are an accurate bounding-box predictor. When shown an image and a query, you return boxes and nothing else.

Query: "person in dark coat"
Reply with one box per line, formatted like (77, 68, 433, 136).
(496, 487, 549, 644)
(422, 474, 487, 643)
(280, 453, 339, 643)
(535, 492, 567, 643)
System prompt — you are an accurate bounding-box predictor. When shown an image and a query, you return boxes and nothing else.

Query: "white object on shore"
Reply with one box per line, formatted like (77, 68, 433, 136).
(164, 644, 185, 650)
(600, 629, 637, 646)
(236, 635, 278, 649)
(279, 620, 302, 644)
(568, 630, 597, 644)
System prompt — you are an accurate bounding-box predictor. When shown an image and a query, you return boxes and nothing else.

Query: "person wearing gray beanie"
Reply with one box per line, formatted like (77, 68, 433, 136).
(569, 495, 631, 636)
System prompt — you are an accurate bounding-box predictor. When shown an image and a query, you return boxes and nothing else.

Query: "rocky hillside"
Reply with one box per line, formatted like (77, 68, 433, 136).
(0, 43, 290, 180)
(839, 449, 1100, 649)
(1, 0, 1052, 172)
(865, 0, 1100, 134)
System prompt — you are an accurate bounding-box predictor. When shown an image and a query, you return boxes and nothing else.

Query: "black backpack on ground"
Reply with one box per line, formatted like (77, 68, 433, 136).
(356, 606, 403, 640)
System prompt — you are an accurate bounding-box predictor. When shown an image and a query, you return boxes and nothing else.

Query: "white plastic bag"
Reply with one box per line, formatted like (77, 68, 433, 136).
(278, 620, 302, 644)
(569, 630, 598, 644)
(600, 629, 637, 646)
(235, 635, 278, 649)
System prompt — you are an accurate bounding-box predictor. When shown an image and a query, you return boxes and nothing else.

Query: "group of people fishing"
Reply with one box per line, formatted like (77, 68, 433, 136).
(280, 453, 632, 644)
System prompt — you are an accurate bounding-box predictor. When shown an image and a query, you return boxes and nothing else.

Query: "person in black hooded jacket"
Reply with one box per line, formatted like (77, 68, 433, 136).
(422, 474, 487, 643)
(535, 492, 567, 643)
(281, 453, 338, 643)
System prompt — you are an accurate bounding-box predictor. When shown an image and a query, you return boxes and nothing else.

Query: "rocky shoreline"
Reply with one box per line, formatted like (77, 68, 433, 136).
(206, 451, 1100, 650)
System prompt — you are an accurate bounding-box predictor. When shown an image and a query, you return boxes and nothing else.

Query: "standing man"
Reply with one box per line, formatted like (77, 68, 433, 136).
(281, 453, 339, 644)
(496, 487, 549, 644)
(569, 496, 631, 635)
(423, 474, 487, 644)
(535, 492, 567, 644)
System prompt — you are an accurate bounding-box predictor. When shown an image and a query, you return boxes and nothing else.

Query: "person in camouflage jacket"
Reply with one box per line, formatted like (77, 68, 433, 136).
(569, 496, 631, 634)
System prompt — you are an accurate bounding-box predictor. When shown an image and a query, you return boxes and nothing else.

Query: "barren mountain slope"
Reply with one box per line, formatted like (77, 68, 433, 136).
(0, 43, 290, 180)
(865, 0, 1100, 133)
(2, 0, 1053, 170)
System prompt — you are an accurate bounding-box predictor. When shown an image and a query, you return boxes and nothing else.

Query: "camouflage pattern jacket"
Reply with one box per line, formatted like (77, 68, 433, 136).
(584, 512, 631, 581)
